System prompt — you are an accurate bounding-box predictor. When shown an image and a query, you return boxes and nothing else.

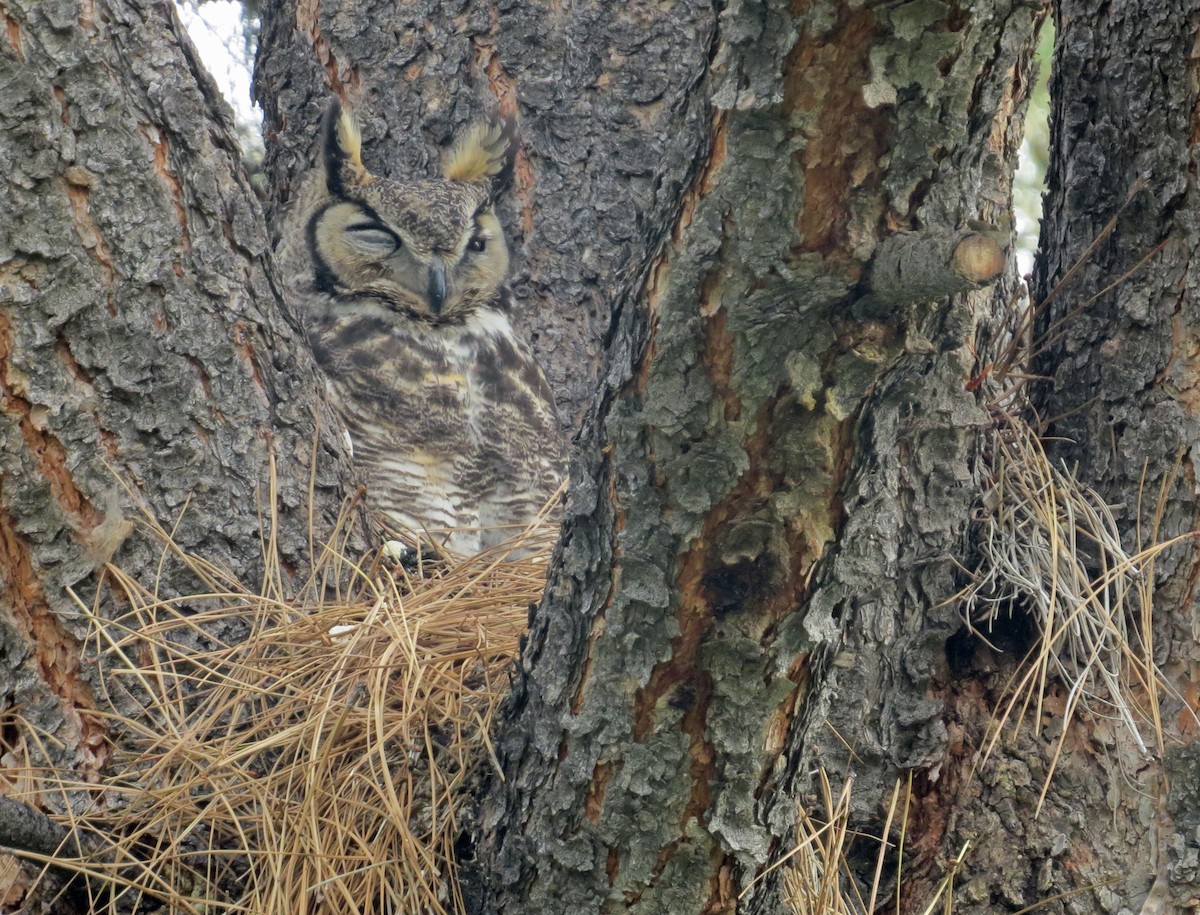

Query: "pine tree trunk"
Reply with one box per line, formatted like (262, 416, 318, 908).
(8, 0, 1200, 911)
(460, 2, 1040, 911)
(1027, 0, 1200, 909)
(0, 0, 351, 833)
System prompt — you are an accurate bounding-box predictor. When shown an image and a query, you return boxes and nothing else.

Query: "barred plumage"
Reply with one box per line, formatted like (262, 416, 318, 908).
(278, 99, 563, 555)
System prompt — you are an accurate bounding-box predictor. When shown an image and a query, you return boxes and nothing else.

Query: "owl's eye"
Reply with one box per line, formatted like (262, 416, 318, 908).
(345, 222, 401, 253)
(468, 235, 487, 253)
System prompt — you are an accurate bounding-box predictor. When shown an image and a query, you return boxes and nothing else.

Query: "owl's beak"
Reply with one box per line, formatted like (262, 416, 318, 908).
(427, 258, 447, 314)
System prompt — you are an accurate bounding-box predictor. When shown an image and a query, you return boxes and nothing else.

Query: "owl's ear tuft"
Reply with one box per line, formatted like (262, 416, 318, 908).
(322, 98, 372, 196)
(443, 116, 516, 191)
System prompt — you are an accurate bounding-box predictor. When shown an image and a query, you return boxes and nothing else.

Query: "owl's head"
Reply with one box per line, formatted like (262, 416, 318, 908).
(306, 99, 515, 323)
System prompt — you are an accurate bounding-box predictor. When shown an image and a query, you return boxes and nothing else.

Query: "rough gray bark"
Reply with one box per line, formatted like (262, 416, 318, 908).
(1036, 0, 1200, 562)
(461, 3, 1041, 913)
(1027, 0, 1200, 909)
(0, 795, 102, 905)
(0, 0, 351, 809)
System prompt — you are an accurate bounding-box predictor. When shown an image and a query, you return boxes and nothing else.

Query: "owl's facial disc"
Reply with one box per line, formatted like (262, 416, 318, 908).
(311, 177, 509, 324)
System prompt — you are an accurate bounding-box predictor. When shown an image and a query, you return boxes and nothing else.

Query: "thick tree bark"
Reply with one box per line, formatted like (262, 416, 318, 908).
(1027, 0, 1200, 909)
(9, 0, 1200, 913)
(460, 3, 1039, 913)
(0, 0, 350, 806)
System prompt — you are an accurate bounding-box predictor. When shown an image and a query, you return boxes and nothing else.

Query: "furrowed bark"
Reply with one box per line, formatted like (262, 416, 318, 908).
(1027, 0, 1200, 909)
(0, 0, 351, 848)
(465, 3, 1041, 912)
(1036, 0, 1200, 555)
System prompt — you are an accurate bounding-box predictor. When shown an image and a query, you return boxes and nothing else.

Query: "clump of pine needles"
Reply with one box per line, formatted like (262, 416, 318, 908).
(962, 263, 1194, 810)
(963, 405, 1193, 809)
(6, 493, 558, 914)
(740, 770, 967, 915)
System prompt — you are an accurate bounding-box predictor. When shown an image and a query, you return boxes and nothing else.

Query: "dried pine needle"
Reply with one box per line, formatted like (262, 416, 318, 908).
(964, 270, 1196, 810)
(6, 500, 557, 915)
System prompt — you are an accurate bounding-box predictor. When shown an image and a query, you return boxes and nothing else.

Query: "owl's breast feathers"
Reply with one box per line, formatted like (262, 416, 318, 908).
(310, 300, 564, 553)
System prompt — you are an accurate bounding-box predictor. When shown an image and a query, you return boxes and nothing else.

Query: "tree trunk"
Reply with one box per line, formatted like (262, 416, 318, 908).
(1027, 0, 1200, 909)
(463, 1, 1042, 911)
(8, 0, 1200, 912)
(0, 0, 351, 813)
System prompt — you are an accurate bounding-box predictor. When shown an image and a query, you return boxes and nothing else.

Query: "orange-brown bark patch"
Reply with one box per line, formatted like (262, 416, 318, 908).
(54, 337, 94, 389)
(97, 428, 119, 462)
(631, 527, 717, 741)
(1179, 662, 1200, 738)
(700, 859, 736, 915)
(294, 0, 319, 52)
(680, 669, 715, 824)
(77, 0, 96, 32)
(584, 759, 614, 824)
(987, 63, 1020, 156)
(783, 7, 888, 259)
(569, 606, 605, 717)
(0, 853, 31, 910)
(761, 661, 803, 762)
(698, 115, 728, 198)
(297, 0, 360, 96)
(618, 384, 861, 907)
(146, 128, 190, 250)
(64, 175, 115, 289)
(626, 256, 667, 398)
(3, 12, 22, 61)
(901, 698, 978, 890)
(0, 315, 102, 534)
(675, 112, 729, 244)
(0, 513, 108, 777)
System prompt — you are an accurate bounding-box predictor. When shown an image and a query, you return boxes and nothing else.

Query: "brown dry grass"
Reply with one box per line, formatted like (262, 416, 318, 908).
(5, 493, 557, 914)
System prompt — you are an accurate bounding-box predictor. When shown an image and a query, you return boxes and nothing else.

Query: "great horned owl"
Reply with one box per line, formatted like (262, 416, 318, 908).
(278, 99, 564, 556)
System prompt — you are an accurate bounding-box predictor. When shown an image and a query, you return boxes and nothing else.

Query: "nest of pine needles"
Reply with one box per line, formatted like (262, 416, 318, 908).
(4, 498, 558, 915)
